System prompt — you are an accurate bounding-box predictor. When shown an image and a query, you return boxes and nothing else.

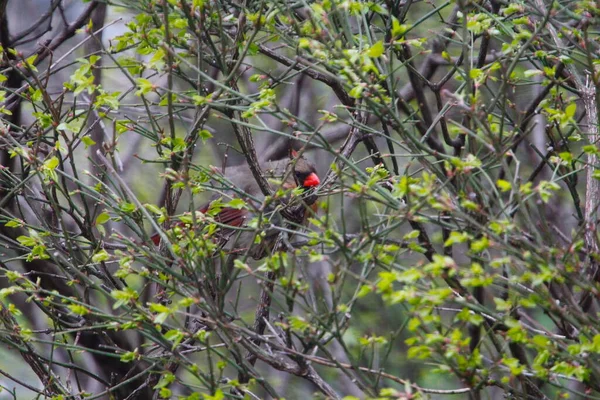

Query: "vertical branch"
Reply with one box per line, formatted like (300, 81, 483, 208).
(162, 0, 180, 217)
(86, 3, 107, 181)
(238, 270, 276, 384)
(583, 83, 600, 256)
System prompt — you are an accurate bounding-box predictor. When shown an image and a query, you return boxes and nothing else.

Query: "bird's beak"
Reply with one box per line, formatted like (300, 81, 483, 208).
(303, 172, 320, 188)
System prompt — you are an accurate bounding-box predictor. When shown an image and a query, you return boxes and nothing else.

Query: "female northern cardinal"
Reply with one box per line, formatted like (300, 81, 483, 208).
(151, 152, 320, 259)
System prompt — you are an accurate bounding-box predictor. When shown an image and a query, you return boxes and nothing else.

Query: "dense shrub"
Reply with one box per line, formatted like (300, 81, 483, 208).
(1, 0, 600, 399)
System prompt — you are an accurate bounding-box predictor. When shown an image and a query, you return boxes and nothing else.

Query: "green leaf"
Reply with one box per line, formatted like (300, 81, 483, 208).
(120, 349, 139, 363)
(470, 236, 489, 253)
(444, 231, 471, 247)
(367, 41, 385, 57)
(69, 304, 90, 316)
(44, 156, 59, 170)
(503, 357, 524, 376)
(153, 373, 175, 390)
(565, 103, 576, 119)
(496, 179, 512, 192)
(392, 18, 410, 38)
(583, 145, 599, 155)
(145, 204, 163, 214)
(148, 48, 166, 69)
(148, 302, 170, 314)
(25, 54, 38, 71)
(226, 198, 245, 209)
(199, 129, 212, 141)
(119, 202, 137, 213)
(494, 297, 511, 311)
(357, 285, 372, 298)
(95, 212, 110, 225)
(403, 230, 420, 240)
(81, 136, 96, 149)
(17, 235, 37, 247)
(349, 85, 364, 99)
(135, 78, 154, 96)
(456, 308, 484, 325)
(559, 152, 573, 163)
(92, 249, 109, 263)
(407, 345, 431, 359)
(192, 95, 206, 105)
(470, 68, 483, 79)
(4, 219, 23, 228)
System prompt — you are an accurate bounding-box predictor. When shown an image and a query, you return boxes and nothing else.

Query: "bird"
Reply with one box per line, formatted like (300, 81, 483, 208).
(151, 150, 320, 259)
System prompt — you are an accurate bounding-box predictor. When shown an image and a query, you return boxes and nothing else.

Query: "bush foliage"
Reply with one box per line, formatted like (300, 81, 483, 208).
(1, 0, 600, 399)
